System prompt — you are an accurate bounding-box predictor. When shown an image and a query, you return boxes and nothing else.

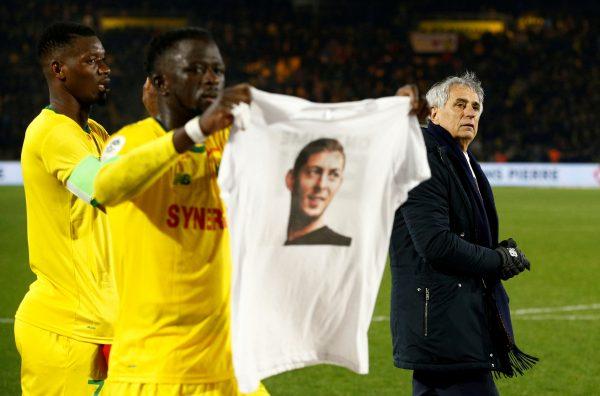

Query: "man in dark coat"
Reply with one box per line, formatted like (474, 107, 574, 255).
(389, 72, 537, 396)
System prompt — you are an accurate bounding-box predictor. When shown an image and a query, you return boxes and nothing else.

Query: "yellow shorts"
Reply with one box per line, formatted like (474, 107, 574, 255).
(102, 380, 270, 396)
(14, 319, 108, 395)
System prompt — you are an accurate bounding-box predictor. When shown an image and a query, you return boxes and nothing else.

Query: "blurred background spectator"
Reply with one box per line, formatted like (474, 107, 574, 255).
(1, 0, 598, 162)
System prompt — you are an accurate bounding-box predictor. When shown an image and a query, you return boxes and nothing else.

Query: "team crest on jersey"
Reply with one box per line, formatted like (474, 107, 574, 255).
(102, 136, 126, 161)
(174, 173, 192, 185)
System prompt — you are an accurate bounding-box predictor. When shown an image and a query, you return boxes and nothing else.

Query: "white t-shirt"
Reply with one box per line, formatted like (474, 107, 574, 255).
(218, 88, 430, 392)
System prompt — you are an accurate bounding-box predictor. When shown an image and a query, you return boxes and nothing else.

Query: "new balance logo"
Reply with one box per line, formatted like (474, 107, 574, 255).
(174, 173, 192, 185)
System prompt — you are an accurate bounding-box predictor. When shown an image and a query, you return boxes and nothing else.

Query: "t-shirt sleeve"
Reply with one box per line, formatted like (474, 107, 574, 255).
(393, 116, 431, 208)
(40, 122, 96, 186)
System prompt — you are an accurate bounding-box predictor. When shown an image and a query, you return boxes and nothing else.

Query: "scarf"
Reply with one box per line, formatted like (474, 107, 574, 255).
(426, 122, 538, 377)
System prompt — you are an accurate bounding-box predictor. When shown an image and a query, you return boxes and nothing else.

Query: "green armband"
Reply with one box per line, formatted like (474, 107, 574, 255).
(66, 155, 116, 207)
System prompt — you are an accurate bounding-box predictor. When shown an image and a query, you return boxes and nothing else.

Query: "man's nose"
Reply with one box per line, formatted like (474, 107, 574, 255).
(319, 175, 334, 190)
(464, 105, 477, 118)
(314, 175, 327, 191)
(203, 67, 220, 85)
(99, 60, 110, 76)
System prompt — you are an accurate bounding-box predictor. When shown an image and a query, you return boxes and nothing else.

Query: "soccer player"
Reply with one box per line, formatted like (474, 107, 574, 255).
(15, 22, 117, 395)
(87, 28, 266, 395)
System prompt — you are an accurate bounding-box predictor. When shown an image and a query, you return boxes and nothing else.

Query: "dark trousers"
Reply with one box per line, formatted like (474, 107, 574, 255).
(412, 370, 499, 396)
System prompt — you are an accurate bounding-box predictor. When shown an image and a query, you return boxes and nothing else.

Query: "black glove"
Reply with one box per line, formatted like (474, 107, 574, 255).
(495, 238, 531, 280)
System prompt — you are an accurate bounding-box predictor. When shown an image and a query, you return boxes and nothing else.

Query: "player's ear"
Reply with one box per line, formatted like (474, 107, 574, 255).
(153, 74, 168, 96)
(51, 61, 65, 80)
(285, 170, 295, 192)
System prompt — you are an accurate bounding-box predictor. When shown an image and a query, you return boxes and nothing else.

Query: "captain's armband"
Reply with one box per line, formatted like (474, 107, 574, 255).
(66, 155, 118, 207)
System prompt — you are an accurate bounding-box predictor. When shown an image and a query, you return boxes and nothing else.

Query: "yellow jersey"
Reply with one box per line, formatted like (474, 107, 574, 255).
(16, 107, 117, 343)
(105, 118, 233, 383)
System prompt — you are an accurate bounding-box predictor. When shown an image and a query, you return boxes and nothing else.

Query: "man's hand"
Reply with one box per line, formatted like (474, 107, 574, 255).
(495, 238, 531, 280)
(395, 84, 429, 121)
(199, 83, 252, 135)
(142, 77, 158, 118)
(173, 84, 252, 153)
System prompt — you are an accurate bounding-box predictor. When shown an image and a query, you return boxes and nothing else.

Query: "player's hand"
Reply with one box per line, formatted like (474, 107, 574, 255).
(142, 77, 158, 118)
(199, 83, 252, 135)
(495, 238, 531, 280)
(395, 84, 429, 121)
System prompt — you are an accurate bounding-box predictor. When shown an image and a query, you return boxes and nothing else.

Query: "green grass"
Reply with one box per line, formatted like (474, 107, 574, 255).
(1, 187, 599, 395)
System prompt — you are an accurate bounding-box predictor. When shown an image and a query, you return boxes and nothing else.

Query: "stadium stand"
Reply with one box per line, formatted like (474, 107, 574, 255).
(1, 0, 598, 162)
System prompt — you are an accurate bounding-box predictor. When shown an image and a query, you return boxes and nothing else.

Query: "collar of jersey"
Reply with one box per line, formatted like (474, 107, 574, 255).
(152, 116, 206, 153)
(45, 104, 91, 133)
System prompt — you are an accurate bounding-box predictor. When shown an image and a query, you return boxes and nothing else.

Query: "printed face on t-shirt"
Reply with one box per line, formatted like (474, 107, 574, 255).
(290, 150, 344, 220)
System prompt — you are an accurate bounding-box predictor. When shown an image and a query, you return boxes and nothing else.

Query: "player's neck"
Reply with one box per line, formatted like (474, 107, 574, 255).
(157, 104, 196, 131)
(49, 93, 90, 130)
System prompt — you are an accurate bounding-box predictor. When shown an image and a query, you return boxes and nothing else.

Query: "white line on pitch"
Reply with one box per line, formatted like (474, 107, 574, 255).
(516, 314, 600, 321)
(512, 303, 600, 315)
(372, 316, 388, 322)
(0, 318, 14, 324)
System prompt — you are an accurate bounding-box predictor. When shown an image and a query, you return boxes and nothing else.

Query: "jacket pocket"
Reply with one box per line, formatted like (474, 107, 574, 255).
(416, 275, 460, 339)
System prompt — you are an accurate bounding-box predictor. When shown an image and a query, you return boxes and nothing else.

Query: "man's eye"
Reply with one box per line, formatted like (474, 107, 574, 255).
(306, 168, 322, 176)
(185, 65, 206, 74)
(87, 59, 96, 64)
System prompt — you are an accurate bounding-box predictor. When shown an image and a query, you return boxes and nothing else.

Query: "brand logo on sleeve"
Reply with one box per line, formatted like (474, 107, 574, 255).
(174, 173, 192, 185)
(102, 136, 126, 161)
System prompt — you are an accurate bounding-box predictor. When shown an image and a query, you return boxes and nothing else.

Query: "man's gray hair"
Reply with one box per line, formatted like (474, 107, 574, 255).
(425, 71, 484, 113)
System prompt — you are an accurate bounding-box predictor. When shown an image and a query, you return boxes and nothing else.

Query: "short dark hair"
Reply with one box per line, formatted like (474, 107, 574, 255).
(292, 138, 345, 177)
(37, 22, 96, 60)
(144, 27, 214, 77)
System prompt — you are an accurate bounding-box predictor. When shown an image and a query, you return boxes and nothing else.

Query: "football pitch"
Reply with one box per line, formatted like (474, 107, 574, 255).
(1, 186, 598, 395)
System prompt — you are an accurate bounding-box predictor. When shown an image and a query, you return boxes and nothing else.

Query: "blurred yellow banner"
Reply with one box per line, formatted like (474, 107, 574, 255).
(100, 17, 187, 30)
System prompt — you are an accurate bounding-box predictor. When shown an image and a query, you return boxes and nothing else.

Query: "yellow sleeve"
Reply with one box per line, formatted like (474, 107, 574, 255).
(205, 127, 230, 154)
(41, 123, 96, 185)
(204, 128, 231, 175)
(94, 132, 179, 207)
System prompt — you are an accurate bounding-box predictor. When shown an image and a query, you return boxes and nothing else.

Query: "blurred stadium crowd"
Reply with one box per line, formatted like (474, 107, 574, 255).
(1, 0, 598, 162)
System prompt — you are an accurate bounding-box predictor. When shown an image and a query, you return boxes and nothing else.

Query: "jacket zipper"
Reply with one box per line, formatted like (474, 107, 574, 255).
(424, 288, 430, 337)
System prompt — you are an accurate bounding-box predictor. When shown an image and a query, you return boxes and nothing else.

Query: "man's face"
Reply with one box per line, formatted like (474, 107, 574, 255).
(288, 150, 345, 220)
(162, 39, 225, 114)
(430, 84, 481, 150)
(60, 36, 111, 105)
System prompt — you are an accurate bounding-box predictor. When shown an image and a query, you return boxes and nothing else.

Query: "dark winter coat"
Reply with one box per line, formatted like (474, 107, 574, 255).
(389, 122, 504, 372)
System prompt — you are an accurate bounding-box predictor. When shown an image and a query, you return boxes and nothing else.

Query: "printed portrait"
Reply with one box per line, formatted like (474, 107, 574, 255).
(284, 138, 352, 246)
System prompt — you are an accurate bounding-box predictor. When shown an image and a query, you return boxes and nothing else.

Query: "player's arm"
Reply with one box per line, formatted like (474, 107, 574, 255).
(40, 122, 105, 207)
(90, 84, 251, 207)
